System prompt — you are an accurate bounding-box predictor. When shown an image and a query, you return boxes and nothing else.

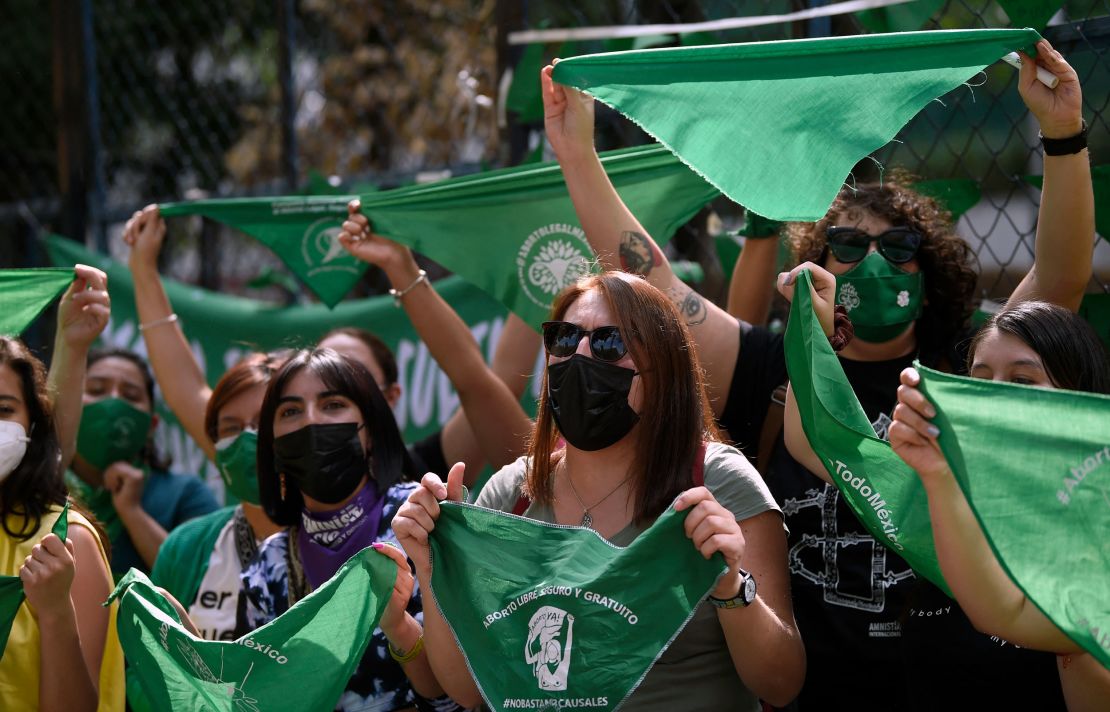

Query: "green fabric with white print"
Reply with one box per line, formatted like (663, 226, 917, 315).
(917, 364, 1110, 668)
(0, 503, 68, 661)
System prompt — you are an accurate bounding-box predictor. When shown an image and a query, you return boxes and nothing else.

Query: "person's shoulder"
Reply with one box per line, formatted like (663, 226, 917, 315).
(474, 455, 530, 511)
(701, 441, 781, 520)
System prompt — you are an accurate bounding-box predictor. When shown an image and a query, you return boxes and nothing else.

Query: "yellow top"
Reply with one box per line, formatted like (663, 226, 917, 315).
(0, 504, 125, 711)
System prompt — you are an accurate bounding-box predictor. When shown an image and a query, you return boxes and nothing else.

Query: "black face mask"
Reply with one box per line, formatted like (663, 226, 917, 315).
(273, 422, 367, 504)
(547, 354, 640, 451)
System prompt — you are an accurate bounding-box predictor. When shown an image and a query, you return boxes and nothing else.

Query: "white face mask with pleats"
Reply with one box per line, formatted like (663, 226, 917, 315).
(0, 420, 31, 482)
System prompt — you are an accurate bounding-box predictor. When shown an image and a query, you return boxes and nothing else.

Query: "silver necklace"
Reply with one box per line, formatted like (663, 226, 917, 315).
(564, 466, 631, 528)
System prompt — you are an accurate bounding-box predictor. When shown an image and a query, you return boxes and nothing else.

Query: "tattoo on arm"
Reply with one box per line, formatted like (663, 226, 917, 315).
(619, 231, 657, 276)
(670, 285, 708, 327)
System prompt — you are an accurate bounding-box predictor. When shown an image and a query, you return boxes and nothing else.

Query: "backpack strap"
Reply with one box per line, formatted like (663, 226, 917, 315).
(756, 384, 788, 477)
(692, 441, 707, 487)
(511, 492, 530, 516)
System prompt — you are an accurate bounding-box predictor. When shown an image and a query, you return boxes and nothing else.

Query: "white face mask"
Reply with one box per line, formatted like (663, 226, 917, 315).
(0, 420, 31, 482)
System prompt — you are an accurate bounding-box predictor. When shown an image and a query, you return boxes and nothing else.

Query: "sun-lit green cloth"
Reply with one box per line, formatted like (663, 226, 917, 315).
(160, 144, 717, 322)
(0, 268, 73, 336)
(917, 365, 1110, 668)
(110, 548, 395, 711)
(553, 28, 1041, 221)
(784, 269, 950, 592)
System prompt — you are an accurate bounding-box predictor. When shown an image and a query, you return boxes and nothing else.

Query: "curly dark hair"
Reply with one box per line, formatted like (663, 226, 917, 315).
(786, 175, 979, 363)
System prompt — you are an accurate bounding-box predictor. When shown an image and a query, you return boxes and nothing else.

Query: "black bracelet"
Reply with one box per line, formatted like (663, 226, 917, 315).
(1040, 120, 1088, 156)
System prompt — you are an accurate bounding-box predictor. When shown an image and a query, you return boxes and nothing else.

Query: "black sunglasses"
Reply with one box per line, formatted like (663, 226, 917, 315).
(541, 321, 628, 363)
(826, 226, 922, 264)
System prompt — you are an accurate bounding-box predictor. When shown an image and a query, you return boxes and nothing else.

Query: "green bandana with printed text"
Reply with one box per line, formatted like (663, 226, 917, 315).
(111, 547, 395, 711)
(160, 145, 717, 322)
(784, 270, 949, 593)
(917, 365, 1110, 668)
(428, 502, 726, 712)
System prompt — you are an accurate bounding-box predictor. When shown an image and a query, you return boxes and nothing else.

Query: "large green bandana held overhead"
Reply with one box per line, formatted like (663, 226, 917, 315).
(552, 28, 1042, 221)
(160, 145, 718, 323)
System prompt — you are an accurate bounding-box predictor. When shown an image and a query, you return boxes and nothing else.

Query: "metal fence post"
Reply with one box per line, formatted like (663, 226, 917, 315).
(277, 0, 299, 192)
(51, 0, 89, 245)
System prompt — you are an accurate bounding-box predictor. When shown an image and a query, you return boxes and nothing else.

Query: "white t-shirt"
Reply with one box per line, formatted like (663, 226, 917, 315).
(188, 517, 243, 641)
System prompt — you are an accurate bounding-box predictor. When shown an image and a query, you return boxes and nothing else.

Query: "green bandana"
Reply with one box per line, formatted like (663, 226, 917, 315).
(428, 502, 726, 711)
(76, 397, 153, 471)
(160, 145, 718, 322)
(784, 270, 948, 593)
(0, 503, 68, 661)
(552, 28, 1041, 221)
(215, 431, 260, 506)
(913, 178, 982, 223)
(916, 365, 1110, 668)
(0, 269, 73, 336)
(834, 252, 924, 343)
(111, 547, 396, 711)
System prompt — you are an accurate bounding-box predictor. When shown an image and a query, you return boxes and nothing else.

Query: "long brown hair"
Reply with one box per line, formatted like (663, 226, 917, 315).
(524, 272, 720, 524)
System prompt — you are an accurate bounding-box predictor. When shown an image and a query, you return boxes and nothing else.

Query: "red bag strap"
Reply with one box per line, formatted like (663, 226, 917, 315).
(692, 441, 707, 487)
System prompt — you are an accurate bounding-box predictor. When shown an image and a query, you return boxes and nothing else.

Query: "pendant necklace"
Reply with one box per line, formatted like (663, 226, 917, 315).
(564, 465, 631, 528)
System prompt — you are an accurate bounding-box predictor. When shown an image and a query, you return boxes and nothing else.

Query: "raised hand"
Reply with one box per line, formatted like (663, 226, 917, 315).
(674, 486, 747, 600)
(123, 204, 167, 273)
(20, 532, 76, 617)
(392, 462, 466, 575)
(889, 367, 951, 484)
(372, 541, 417, 641)
(541, 64, 596, 160)
(1018, 39, 1083, 139)
(104, 461, 146, 514)
(337, 199, 414, 273)
(56, 265, 110, 353)
(777, 261, 839, 336)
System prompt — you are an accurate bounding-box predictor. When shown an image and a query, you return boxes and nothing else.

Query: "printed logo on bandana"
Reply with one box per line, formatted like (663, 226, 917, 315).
(517, 224, 593, 309)
(301, 216, 361, 278)
(110, 418, 140, 449)
(896, 290, 910, 308)
(837, 283, 860, 312)
(525, 606, 575, 692)
(1056, 444, 1110, 506)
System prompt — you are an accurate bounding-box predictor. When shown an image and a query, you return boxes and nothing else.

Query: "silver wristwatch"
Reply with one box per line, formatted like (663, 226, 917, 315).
(708, 567, 757, 609)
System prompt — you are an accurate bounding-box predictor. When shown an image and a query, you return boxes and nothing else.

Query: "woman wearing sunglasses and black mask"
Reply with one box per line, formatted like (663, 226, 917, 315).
(237, 349, 462, 712)
(393, 271, 805, 711)
(541, 40, 1092, 711)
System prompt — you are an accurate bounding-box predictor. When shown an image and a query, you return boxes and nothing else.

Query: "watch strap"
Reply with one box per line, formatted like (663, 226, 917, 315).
(1040, 120, 1088, 156)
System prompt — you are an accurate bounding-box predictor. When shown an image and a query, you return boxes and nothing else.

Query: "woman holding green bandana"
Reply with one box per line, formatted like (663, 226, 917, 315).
(395, 272, 805, 710)
(67, 349, 218, 577)
(149, 351, 288, 643)
(543, 37, 1093, 710)
(889, 301, 1110, 710)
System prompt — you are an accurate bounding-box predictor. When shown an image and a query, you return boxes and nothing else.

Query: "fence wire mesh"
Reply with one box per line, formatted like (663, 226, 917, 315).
(1, 0, 1107, 309)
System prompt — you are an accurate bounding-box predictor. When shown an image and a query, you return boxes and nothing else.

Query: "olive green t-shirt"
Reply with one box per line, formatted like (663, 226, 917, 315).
(475, 441, 781, 712)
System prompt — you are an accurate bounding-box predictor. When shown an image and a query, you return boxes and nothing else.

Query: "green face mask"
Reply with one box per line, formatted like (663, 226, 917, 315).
(76, 397, 153, 471)
(215, 430, 261, 506)
(834, 251, 924, 343)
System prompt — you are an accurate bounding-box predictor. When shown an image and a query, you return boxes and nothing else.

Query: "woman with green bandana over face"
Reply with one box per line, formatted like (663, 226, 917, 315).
(544, 37, 1092, 711)
(888, 301, 1110, 712)
(0, 268, 126, 710)
(66, 349, 218, 577)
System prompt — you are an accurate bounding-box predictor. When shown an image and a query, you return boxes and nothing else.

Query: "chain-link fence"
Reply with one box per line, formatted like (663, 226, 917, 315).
(2, 0, 1107, 312)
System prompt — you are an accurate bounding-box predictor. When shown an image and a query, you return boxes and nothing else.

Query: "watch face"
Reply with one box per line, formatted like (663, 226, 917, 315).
(742, 575, 757, 603)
